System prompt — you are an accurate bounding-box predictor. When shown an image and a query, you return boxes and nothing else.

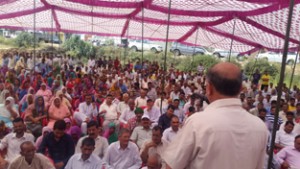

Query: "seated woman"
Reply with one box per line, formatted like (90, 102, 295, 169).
(0, 97, 19, 129)
(24, 96, 48, 138)
(47, 97, 71, 129)
(20, 94, 34, 114)
(35, 126, 52, 149)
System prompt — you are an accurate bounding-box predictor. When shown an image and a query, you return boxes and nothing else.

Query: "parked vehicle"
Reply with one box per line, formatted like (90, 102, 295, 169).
(170, 42, 210, 56)
(212, 49, 245, 60)
(128, 39, 163, 53)
(257, 52, 299, 65)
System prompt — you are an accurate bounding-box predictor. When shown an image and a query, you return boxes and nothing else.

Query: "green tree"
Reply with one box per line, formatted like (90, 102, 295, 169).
(62, 36, 96, 59)
(244, 59, 279, 79)
(176, 55, 220, 72)
(14, 32, 36, 48)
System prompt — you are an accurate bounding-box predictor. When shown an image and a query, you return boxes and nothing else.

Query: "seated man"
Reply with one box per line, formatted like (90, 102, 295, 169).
(99, 94, 120, 130)
(104, 128, 142, 169)
(275, 121, 298, 150)
(0, 118, 34, 166)
(140, 126, 169, 169)
(75, 121, 108, 159)
(74, 94, 98, 134)
(130, 114, 152, 149)
(38, 120, 75, 169)
(162, 116, 180, 143)
(66, 137, 102, 169)
(158, 105, 175, 131)
(276, 135, 300, 169)
(141, 154, 162, 169)
(8, 141, 55, 169)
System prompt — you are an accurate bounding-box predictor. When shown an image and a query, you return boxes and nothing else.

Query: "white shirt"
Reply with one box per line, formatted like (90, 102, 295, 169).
(162, 127, 179, 143)
(135, 97, 148, 108)
(99, 102, 118, 120)
(117, 102, 129, 115)
(154, 98, 168, 111)
(162, 98, 269, 169)
(0, 132, 34, 162)
(104, 141, 142, 169)
(144, 107, 161, 124)
(275, 130, 297, 147)
(119, 108, 136, 124)
(65, 153, 102, 169)
(75, 136, 109, 159)
(130, 126, 152, 148)
(181, 86, 192, 96)
(78, 102, 98, 119)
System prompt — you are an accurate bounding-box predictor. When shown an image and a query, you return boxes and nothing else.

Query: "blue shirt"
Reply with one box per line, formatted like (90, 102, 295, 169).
(38, 132, 75, 165)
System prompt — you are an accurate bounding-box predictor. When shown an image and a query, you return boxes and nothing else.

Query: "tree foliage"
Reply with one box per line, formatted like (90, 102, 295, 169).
(62, 36, 96, 59)
(175, 55, 220, 72)
(244, 59, 279, 78)
(14, 32, 35, 48)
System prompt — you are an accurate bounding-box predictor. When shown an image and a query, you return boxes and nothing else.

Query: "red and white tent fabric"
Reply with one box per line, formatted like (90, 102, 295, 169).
(0, 0, 300, 54)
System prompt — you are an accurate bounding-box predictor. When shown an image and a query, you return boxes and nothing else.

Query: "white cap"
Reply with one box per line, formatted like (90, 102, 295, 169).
(141, 114, 150, 120)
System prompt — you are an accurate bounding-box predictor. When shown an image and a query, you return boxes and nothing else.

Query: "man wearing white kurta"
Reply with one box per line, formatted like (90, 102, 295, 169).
(163, 62, 269, 169)
(74, 95, 98, 134)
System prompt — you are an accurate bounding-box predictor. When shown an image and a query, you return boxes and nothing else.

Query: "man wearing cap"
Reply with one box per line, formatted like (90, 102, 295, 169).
(130, 114, 152, 149)
(127, 108, 144, 131)
(35, 83, 52, 103)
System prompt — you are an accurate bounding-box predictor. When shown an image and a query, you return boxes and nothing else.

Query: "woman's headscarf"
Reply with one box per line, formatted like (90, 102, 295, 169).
(0, 89, 9, 104)
(52, 97, 61, 108)
(5, 96, 15, 106)
(34, 95, 45, 114)
(42, 126, 52, 135)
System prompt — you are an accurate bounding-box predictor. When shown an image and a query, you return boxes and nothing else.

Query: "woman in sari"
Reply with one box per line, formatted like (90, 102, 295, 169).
(35, 126, 52, 149)
(0, 97, 19, 129)
(24, 96, 48, 138)
(14, 57, 25, 73)
(47, 97, 71, 129)
(18, 80, 30, 101)
(0, 89, 10, 104)
(20, 94, 34, 114)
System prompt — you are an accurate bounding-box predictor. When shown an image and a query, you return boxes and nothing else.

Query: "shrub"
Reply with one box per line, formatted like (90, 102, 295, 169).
(176, 55, 220, 72)
(14, 32, 37, 48)
(62, 36, 96, 59)
(244, 59, 279, 78)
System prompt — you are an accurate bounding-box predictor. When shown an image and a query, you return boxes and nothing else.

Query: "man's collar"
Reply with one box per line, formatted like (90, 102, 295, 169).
(12, 132, 25, 139)
(117, 142, 129, 150)
(77, 154, 92, 163)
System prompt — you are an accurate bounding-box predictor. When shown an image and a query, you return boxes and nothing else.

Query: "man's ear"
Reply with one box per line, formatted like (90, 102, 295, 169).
(206, 82, 213, 97)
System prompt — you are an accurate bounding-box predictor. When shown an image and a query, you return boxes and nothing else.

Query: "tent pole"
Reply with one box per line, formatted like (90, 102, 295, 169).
(141, 2, 144, 75)
(33, 0, 36, 72)
(192, 26, 199, 63)
(228, 18, 236, 62)
(51, 9, 54, 68)
(160, 0, 172, 115)
(267, 0, 295, 168)
(289, 45, 300, 90)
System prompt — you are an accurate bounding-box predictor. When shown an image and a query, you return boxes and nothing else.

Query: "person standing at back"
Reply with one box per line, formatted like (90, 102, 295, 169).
(162, 62, 269, 169)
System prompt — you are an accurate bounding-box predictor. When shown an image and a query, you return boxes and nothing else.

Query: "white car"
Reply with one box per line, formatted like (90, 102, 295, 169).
(128, 39, 163, 53)
(257, 52, 299, 65)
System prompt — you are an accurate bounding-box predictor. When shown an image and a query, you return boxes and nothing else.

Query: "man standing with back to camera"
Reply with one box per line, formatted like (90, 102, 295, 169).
(163, 62, 269, 169)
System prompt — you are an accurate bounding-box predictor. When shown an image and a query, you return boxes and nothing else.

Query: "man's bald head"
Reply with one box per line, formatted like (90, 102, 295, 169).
(206, 62, 242, 96)
(147, 154, 162, 169)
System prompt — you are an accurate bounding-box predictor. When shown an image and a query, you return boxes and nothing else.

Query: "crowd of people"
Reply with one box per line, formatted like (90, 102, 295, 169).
(0, 50, 299, 169)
